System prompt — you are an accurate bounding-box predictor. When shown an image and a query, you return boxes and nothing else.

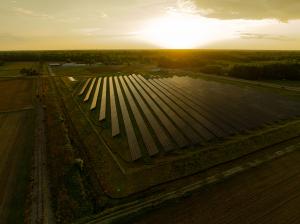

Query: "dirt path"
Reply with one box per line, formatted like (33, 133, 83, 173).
(30, 76, 55, 224)
(133, 150, 300, 224)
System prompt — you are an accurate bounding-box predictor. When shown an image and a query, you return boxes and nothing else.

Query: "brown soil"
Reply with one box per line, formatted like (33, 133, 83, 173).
(0, 78, 34, 111)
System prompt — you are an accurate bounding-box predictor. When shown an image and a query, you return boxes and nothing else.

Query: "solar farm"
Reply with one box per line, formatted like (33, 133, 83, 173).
(56, 73, 300, 198)
(77, 74, 300, 159)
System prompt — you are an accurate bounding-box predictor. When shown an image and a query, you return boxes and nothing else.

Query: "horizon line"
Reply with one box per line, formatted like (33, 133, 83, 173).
(1, 48, 300, 52)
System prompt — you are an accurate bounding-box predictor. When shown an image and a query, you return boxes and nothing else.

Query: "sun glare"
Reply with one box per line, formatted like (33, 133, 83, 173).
(139, 13, 224, 49)
(139, 12, 276, 49)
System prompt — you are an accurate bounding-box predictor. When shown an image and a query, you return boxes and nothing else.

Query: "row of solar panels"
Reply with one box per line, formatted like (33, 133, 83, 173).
(79, 75, 224, 160)
(78, 74, 298, 161)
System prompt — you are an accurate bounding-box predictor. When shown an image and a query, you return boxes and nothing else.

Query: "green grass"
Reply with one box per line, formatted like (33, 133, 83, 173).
(52, 66, 92, 76)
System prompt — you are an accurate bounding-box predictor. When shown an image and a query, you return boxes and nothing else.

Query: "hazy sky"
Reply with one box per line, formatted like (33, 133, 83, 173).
(1, 0, 300, 50)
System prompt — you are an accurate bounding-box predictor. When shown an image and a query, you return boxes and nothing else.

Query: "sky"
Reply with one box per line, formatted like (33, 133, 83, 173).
(0, 0, 300, 50)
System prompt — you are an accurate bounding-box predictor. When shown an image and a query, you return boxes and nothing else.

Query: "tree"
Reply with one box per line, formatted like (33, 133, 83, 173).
(20, 68, 39, 76)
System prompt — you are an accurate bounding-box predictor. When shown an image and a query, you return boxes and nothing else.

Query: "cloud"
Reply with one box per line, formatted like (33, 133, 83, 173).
(239, 32, 294, 41)
(100, 13, 108, 18)
(192, 0, 300, 21)
(0, 33, 26, 43)
(12, 7, 53, 19)
(75, 28, 103, 36)
(74, 27, 137, 39)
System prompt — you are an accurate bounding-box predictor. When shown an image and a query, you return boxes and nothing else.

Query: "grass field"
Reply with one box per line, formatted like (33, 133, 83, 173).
(0, 62, 38, 77)
(0, 78, 34, 111)
(52, 64, 159, 77)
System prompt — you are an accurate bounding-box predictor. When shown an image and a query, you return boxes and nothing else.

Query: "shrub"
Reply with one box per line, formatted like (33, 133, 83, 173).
(20, 68, 39, 76)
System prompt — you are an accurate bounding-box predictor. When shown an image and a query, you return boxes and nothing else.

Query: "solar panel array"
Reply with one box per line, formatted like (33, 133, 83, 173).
(78, 75, 300, 161)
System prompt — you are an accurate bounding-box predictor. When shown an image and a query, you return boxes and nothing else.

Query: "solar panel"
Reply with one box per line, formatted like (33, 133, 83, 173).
(135, 75, 201, 145)
(156, 78, 238, 135)
(164, 78, 255, 130)
(109, 77, 120, 137)
(131, 75, 188, 148)
(84, 78, 96, 102)
(99, 77, 107, 121)
(124, 76, 176, 151)
(149, 79, 215, 141)
(90, 77, 102, 110)
(119, 76, 159, 156)
(114, 76, 141, 161)
(78, 78, 91, 95)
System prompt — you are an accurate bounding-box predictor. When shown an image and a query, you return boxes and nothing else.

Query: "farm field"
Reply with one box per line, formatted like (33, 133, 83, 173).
(0, 78, 34, 111)
(0, 77, 35, 223)
(132, 147, 300, 224)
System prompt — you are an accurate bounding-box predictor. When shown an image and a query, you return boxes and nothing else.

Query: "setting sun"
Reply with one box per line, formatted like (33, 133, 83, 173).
(140, 12, 217, 49)
(138, 12, 273, 49)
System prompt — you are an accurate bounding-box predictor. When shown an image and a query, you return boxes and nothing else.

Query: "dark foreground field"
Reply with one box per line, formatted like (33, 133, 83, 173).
(133, 148, 300, 224)
(0, 78, 35, 223)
